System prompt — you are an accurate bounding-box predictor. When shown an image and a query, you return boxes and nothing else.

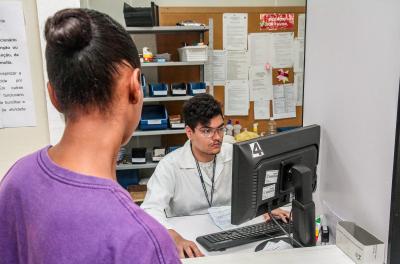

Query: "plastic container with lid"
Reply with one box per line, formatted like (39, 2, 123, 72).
(267, 118, 277, 135)
(233, 121, 242, 137)
(226, 119, 234, 136)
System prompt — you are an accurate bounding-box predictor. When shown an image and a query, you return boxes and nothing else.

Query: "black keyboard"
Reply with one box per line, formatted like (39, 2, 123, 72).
(196, 220, 292, 251)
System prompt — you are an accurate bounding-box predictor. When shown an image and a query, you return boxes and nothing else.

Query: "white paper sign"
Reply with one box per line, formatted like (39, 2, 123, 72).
(248, 33, 272, 66)
(205, 50, 227, 85)
(249, 65, 272, 101)
(297, 14, 306, 39)
(271, 32, 294, 68)
(293, 38, 304, 73)
(273, 84, 296, 119)
(226, 50, 249, 81)
(254, 99, 270, 120)
(223, 13, 248, 51)
(294, 72, 304, 106)
(224, 80, 249, 116)
(0, 1, 36, 128)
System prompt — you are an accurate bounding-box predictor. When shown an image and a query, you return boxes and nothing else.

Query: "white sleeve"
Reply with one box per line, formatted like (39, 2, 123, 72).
(140, 158, 176, 230)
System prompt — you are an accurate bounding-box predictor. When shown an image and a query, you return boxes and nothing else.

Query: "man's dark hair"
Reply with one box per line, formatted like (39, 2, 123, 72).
(182, 93, 223, 130)
(44, 8, 140, 119)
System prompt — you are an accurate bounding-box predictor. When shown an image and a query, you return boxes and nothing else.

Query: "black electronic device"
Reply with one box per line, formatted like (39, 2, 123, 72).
(123, 2, 159, 27)
(196, 219, 292, 251)
(231, 125, 320, 248)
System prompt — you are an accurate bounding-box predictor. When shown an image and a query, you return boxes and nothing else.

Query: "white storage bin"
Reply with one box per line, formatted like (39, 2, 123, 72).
(177, 45, 208, 62)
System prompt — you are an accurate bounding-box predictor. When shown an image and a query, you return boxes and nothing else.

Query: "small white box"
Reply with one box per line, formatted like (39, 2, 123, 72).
(336, 221, 384, 264)
(178, 46, 208, 62)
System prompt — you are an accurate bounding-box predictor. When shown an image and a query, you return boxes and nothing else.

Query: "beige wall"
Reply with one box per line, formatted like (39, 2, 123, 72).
(0, 0, 49, 178)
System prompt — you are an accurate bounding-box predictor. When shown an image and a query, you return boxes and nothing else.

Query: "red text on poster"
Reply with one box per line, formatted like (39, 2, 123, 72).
(260, 13, 295, 31)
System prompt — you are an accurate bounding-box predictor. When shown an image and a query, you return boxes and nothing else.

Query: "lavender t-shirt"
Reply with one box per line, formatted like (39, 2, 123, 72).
(0, 147, 180, 264)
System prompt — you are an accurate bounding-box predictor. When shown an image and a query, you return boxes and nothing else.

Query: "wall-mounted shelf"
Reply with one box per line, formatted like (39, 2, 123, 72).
(126, 26, 209, 34)
(141, 61, 206, 67)
(143, 96, 193, 103)
(133, 129, 186, 136)
(118, 20, 212, 182)
(117, 162, 158, 170)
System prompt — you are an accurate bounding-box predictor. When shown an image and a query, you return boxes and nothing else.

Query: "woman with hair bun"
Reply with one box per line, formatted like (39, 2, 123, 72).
(0, 8, 180, 264)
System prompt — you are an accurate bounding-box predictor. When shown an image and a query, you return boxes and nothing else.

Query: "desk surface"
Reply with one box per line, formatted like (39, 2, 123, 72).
(168, 214, 354, 264)
(181, 245, 354, 264)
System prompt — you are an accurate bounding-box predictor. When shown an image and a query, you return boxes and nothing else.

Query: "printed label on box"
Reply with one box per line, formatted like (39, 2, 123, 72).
(148, 120, 162, 125)
(153, 90, 168, 96)
(192, 89, 206, 94)
(132, 158, 146, 163)
(262, 184, 276, 200)
(152, 156, 163, 161)
(172, 90, 187, 95)
(265, 170, 278, 184)
(171, 123, 185, 128)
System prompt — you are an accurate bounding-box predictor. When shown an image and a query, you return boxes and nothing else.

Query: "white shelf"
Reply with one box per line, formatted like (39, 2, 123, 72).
(141, 61, 205, 67)
(126, 26, 209, 34)
(143, 96, 193, 102)
(117, 162, 158, 170)
(133, 129, 186, 136)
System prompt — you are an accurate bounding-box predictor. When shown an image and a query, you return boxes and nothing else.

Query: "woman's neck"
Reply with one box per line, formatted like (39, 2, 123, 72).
(48, 116, 124, 181)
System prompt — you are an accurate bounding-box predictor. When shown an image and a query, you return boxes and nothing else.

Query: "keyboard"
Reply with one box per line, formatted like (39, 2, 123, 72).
(196, 220, 292, 251)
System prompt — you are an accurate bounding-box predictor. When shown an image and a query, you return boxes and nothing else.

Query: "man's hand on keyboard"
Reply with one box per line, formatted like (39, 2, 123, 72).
(263, 208, 290, 223)
(168, 229, 204, 258)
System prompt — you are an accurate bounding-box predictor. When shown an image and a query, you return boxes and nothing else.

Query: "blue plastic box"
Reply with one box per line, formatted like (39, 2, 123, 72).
(187, 82, 206, 95)
(116, 169, 139, 189)
(171, 82, 187, 96)
(148, 83, 168, 97)
(139, 105, 168, 130)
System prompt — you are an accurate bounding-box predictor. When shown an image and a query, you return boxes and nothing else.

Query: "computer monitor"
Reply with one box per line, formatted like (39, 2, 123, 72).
(231, 125, 320, 247)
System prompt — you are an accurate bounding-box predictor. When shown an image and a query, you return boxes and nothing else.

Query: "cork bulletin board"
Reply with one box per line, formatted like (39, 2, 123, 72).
(155, 6, 306, 145)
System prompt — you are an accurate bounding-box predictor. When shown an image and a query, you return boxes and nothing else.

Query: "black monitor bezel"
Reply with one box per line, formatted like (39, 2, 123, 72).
(231, 125, 320, 225)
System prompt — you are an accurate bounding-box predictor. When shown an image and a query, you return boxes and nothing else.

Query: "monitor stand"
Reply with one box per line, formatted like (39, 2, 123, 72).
(291, 165, 316, 247)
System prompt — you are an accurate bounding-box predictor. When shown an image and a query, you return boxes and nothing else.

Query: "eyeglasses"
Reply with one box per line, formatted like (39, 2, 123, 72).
(197, 127, 226, 138)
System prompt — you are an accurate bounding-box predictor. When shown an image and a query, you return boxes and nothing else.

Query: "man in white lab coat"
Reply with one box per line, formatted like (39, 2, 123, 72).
(141, 94, 289, 258)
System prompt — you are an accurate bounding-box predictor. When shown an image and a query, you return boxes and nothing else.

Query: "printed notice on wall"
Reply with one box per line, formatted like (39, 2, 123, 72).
(297, 14, 306, 39)
(223, 13, 248, 51)
(249, 65, 272, 101)
(225, 80, 249, 116)
(271, 32, 294, 68)
(226, 50, 249, 81)
(248, 33, 272, 66)
(205, 50, 227, 85)
(0, 2, 36, 128)
(272, 84, 296, 119)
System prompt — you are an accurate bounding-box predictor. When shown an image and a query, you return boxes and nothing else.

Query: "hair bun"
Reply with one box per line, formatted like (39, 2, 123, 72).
(45, 9, 92, 51)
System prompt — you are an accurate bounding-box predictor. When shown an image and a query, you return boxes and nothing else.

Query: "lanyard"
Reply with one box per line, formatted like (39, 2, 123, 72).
(191, 143, 216, 207)
(194, 157, 216, 207)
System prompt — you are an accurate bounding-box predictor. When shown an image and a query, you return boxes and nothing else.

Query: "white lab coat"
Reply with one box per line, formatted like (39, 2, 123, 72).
(141, 140, 232, 229)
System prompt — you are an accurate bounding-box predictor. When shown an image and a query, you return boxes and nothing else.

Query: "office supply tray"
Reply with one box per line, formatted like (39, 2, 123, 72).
(187, 82, 206, 95)
(139, 105, 168, 130)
